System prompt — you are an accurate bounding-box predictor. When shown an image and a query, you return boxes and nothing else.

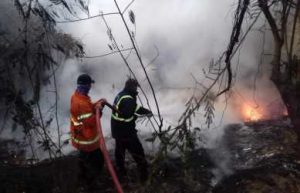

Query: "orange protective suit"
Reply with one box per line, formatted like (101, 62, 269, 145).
(70, 91, 100, 152)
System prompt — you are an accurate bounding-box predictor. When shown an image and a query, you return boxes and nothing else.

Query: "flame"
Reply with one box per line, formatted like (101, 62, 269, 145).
(283, 108, 289, 116)
(240, 100, 288, 122)
(242, 104, 263, 122)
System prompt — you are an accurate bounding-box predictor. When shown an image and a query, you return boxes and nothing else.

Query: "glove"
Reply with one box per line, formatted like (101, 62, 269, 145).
(73, 128, 82, 135)
(146, 112, 153, 118)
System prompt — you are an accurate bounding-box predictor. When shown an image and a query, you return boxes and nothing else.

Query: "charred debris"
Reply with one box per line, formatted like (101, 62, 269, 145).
(1, 117, 300, 193)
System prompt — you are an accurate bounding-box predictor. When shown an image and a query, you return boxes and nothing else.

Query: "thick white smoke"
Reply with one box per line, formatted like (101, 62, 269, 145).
(53, 0, 282, 150)
(53, 0, 286, 183)
(55, 0, 237, 131)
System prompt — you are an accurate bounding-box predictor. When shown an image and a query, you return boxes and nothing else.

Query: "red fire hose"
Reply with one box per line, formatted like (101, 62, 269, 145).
(95, 104, 124, 193)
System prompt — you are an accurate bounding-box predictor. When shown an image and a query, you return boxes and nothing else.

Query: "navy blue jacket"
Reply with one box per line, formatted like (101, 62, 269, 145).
(111, 89, 151, 139)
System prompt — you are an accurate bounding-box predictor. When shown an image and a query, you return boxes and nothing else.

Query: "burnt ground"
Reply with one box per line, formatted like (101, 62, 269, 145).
(213, 118, 300, 193)
(1, 118, 300, 193)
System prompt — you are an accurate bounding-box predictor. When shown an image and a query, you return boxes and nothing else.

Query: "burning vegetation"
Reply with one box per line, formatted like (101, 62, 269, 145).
(241, 101, 288, 123)
(241, 104, 263, 122)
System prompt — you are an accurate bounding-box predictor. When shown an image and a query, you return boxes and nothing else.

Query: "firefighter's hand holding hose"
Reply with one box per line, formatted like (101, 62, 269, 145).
(95, 99, 122, 115)
(95, 98, 107, 111)
(145, 112, 153, 118)
(94, 98, 125, 193)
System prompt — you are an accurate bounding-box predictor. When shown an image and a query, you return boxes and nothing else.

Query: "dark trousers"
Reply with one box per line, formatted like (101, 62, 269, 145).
(115, 135, 148, 181)
(79, 148, 104, 186)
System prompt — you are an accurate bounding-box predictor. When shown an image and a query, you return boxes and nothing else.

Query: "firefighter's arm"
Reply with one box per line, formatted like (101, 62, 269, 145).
(136, 106, 153, 117)
(94, 98, 107, 116)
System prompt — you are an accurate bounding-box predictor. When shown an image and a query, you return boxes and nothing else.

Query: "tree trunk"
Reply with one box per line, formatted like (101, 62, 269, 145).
(276, 82, 300, 140)
(270, 41, 283, 83)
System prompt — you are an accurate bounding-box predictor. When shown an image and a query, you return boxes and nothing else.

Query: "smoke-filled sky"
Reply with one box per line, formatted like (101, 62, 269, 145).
(55, 0, 237, 137)
(55, 0, 281, 138)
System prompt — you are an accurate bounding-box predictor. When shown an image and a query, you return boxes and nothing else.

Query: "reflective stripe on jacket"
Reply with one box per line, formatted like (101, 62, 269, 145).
(70, 91, 99, 152)
(111, 95, 140, 122)
(111, 90, 152, 139)
(71, 134, 100, 145)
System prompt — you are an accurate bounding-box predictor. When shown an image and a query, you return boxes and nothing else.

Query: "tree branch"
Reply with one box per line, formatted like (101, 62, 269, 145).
(82, 48, 134, 59)
(101, 15, 160, 132)
(56, 12, 119, 23)
(114, 0, 163, 131)
(289, 0, 300, 59)
(258, 0, 282, 43)
(217, 0, 250, 96)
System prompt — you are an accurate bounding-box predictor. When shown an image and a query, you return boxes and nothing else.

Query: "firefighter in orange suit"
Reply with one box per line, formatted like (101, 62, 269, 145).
(70, 73, 106, 189)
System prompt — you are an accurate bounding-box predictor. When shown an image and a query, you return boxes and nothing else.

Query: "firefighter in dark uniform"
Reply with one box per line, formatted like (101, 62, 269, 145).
(111, 78, 152, 183)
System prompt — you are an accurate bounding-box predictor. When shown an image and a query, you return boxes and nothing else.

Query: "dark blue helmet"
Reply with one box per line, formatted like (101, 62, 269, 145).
(77, 74, 95, 85)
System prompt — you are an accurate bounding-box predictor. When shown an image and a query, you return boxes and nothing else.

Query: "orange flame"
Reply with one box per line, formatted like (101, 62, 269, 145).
(242, 104, 263, 122)
(283, 108, 289, 116)
(240, 100, 288, 122)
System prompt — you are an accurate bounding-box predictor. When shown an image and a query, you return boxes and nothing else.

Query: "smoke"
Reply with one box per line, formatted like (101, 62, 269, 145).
(52, 1, 269, 182)
(53, 0, 281, 143)
(56, 0, 237, 128)
(0, 0, 284, 167)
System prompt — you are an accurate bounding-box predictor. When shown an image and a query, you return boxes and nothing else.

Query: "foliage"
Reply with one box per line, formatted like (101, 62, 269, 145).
(0, 0, 85, 158)
(204, 95, 215, 129)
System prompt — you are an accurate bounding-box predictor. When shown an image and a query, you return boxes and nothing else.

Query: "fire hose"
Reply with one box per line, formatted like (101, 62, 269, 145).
(95, 102, 124, 193)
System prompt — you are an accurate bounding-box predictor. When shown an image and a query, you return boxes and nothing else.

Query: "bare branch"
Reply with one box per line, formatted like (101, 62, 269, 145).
(114, 0, 163, 131)
(101, 15, 160, 132)
(145, 45, 159, 69)
(258, 0, 282, 43)
(82, 47, 134, 59)
(217, 0, 250, 97)
(122, 0, 136, 14)
(55, 12, 119, 23)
